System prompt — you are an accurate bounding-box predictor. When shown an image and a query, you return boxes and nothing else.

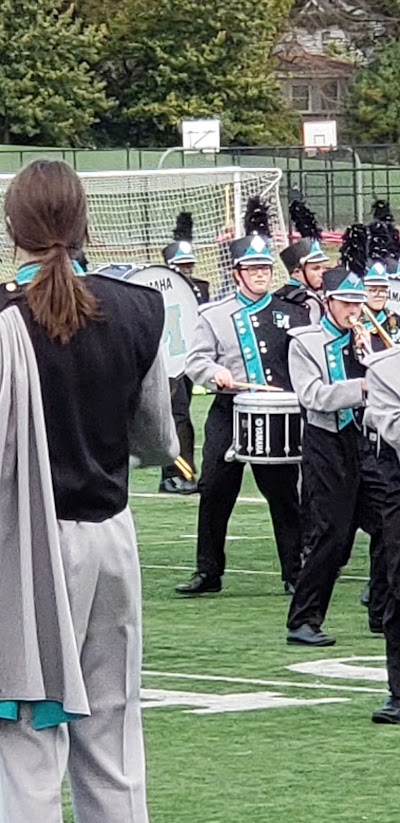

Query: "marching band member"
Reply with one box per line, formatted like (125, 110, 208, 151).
(364, 345, 400, 722)
(0, 159, 178, 823)
(344, 221, 400, 624)
(175, 197, 309, 597)
(286, 267, 386, 646)
(159, 212, 210, 494)
(276, 199, 329, 323)
(363, 261, 400, 347)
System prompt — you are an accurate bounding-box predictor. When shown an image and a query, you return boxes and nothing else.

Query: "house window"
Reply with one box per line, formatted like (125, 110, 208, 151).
(320, 80, 340, 111)
(291, 83, 311, 112)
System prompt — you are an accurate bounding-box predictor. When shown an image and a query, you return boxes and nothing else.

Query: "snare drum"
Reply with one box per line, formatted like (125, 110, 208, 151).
(229, 392, 302, 465)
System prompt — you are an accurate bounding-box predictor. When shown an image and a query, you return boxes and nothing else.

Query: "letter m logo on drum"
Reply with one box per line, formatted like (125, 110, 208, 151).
(162, 304, 186, 357)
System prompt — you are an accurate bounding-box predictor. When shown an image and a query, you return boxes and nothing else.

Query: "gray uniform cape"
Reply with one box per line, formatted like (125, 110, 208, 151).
(364, 346, 400, 460)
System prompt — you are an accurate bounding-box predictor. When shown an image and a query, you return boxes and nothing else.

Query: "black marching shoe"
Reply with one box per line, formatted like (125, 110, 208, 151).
(159, 477, 198, 495)
(372, 696, 400, 724)
(369, 619, 384, 635)
(284, 581, 296, 596)
(175, 572, 222, 596)
(287, 623, 336, 647)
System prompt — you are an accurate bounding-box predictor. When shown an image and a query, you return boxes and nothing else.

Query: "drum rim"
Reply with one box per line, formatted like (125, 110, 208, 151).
(121, 261, 198, 295)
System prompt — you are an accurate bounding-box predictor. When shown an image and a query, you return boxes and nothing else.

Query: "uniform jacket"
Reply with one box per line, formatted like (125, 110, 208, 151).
(185, 290, 310, 391)
(364, 346, 400, 459)
(274, 280, 324, 325)
(289, 316, 365, 433)
(0, 274, 179, 521)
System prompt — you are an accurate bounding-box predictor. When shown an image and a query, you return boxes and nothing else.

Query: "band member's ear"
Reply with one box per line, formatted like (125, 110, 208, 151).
(5, 215, 13, 238)
(232, 268, 240, 286)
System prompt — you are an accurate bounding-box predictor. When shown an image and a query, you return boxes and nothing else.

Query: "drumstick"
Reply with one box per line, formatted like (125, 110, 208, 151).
(232, 380, 283, 393)
(211, 379, 283, 393)
(175, 455, 194, 480)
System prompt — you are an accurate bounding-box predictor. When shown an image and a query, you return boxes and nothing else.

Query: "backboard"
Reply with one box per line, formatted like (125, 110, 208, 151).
(302, 120, 337, 153)
(181, 119, 221, 153)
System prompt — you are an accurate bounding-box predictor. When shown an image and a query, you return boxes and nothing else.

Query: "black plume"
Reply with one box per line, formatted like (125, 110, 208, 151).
(289, 199, 322, 240)
(244, 196, 270, 237)
(371, 200, 400, 259)
(368, 221, 391, 260)
(372, 199, 394, 225)
(173, 212, 193, 242)
(339, 223, 368, 276)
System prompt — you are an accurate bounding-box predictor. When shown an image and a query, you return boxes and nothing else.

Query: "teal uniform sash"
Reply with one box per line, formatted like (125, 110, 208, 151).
(233, 290, 272, 384)
(321, 315, 354, 430)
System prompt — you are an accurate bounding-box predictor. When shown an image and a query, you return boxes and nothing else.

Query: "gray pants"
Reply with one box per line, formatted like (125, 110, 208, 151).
(0, 507, 149, 823)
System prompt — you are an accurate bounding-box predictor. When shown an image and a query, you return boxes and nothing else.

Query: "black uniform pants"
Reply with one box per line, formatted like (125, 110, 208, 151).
(162, 376, 196, 479)
(378, 442, 400, 699)
(287, 423, 386, 631)
(340, 432, 388, 625)
(196, 395, 302, 584)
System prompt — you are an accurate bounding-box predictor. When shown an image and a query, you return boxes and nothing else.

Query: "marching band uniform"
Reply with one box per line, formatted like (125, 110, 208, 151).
(0, 264, 178, 823)
(160, 213, 210, 495)
(275, 238, 326, 323)
(276, 200, 329, 324)
(364, 346, 400, 722)
(175, 203, 310, 597)
(286, 267, 386, 646)
(352, 260, 400, 630)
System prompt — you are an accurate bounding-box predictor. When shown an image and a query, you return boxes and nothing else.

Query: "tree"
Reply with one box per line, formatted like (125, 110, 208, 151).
(93, 0, 299, 147)
(0, 0, 111, 146)
(343, 41, 400, 144)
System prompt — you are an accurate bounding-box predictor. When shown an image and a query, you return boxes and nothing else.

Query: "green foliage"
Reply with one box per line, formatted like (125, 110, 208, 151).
(0, 0, 111, 146)
(344, 40, 400, 144)
(94, 0, 300, 147)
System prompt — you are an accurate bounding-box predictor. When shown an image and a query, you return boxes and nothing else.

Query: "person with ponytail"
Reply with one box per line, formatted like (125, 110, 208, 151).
(0, 159, 178, 823)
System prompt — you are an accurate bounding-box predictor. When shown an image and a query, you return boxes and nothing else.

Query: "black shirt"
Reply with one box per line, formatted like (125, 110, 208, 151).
(0, 275, 164, 522)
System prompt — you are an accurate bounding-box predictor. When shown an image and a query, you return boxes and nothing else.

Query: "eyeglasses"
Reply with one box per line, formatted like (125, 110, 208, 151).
(366, 287, 388, 297)
(239, 265, 271, 278)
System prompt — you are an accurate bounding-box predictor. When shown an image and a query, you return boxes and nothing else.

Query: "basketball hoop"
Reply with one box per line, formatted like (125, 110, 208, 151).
(302, 120, 337, 155)
(181, 118, 221, 154)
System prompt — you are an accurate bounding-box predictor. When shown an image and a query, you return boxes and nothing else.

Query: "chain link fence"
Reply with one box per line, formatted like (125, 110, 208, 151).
(2, 144, 400, 232)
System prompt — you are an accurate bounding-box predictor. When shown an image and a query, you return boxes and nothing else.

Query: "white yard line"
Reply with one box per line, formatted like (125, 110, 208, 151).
(141, 562, 368, 582)
(129, 492, 264, 503)
(142, 669, 386, 695)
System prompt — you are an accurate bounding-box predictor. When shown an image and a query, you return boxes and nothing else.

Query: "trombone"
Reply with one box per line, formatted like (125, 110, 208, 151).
(362, 305, 395, 349)
(349, 315, 373, 356)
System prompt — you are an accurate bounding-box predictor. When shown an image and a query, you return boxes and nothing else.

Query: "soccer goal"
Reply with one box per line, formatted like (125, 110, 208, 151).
(0, 166, 287, 298)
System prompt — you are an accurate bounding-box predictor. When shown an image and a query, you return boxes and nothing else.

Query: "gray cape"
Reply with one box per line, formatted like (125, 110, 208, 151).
(0, 306, 89, 716)
(364, 346, 400, 461)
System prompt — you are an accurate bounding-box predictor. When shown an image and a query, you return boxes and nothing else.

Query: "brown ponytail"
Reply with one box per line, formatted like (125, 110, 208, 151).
(4, 160, 100, 343)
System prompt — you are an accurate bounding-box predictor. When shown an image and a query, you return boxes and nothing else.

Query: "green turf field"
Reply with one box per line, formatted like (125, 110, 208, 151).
(61, 395, 396, 823)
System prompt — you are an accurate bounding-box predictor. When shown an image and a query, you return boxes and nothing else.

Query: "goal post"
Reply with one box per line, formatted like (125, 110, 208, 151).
(0, 166, 288, 298)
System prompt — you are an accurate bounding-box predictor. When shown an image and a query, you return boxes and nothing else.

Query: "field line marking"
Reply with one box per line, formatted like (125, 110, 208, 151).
(129, 492, 264, 503)
(141, 562, 368, 582)
(142, 669, 385, 695)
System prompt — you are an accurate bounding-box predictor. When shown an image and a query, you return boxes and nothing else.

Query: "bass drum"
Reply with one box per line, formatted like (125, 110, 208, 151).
(125, 264, 199, 378)
(95, 262, 199, 378)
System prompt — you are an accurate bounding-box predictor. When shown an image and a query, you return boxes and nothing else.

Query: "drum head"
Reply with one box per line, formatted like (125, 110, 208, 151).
(124, 264, 199, 378)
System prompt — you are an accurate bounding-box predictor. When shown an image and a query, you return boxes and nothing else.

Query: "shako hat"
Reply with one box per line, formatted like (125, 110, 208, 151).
(281, 200, 329, 273)
(163, 212, 196, 266)
(230, 196, 274, 266)
(363, 259, 389, 288)
(323, 266, 367, 302)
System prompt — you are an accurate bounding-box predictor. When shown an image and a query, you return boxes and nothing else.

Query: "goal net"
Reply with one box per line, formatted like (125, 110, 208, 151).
(0, 166, 288, 298)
